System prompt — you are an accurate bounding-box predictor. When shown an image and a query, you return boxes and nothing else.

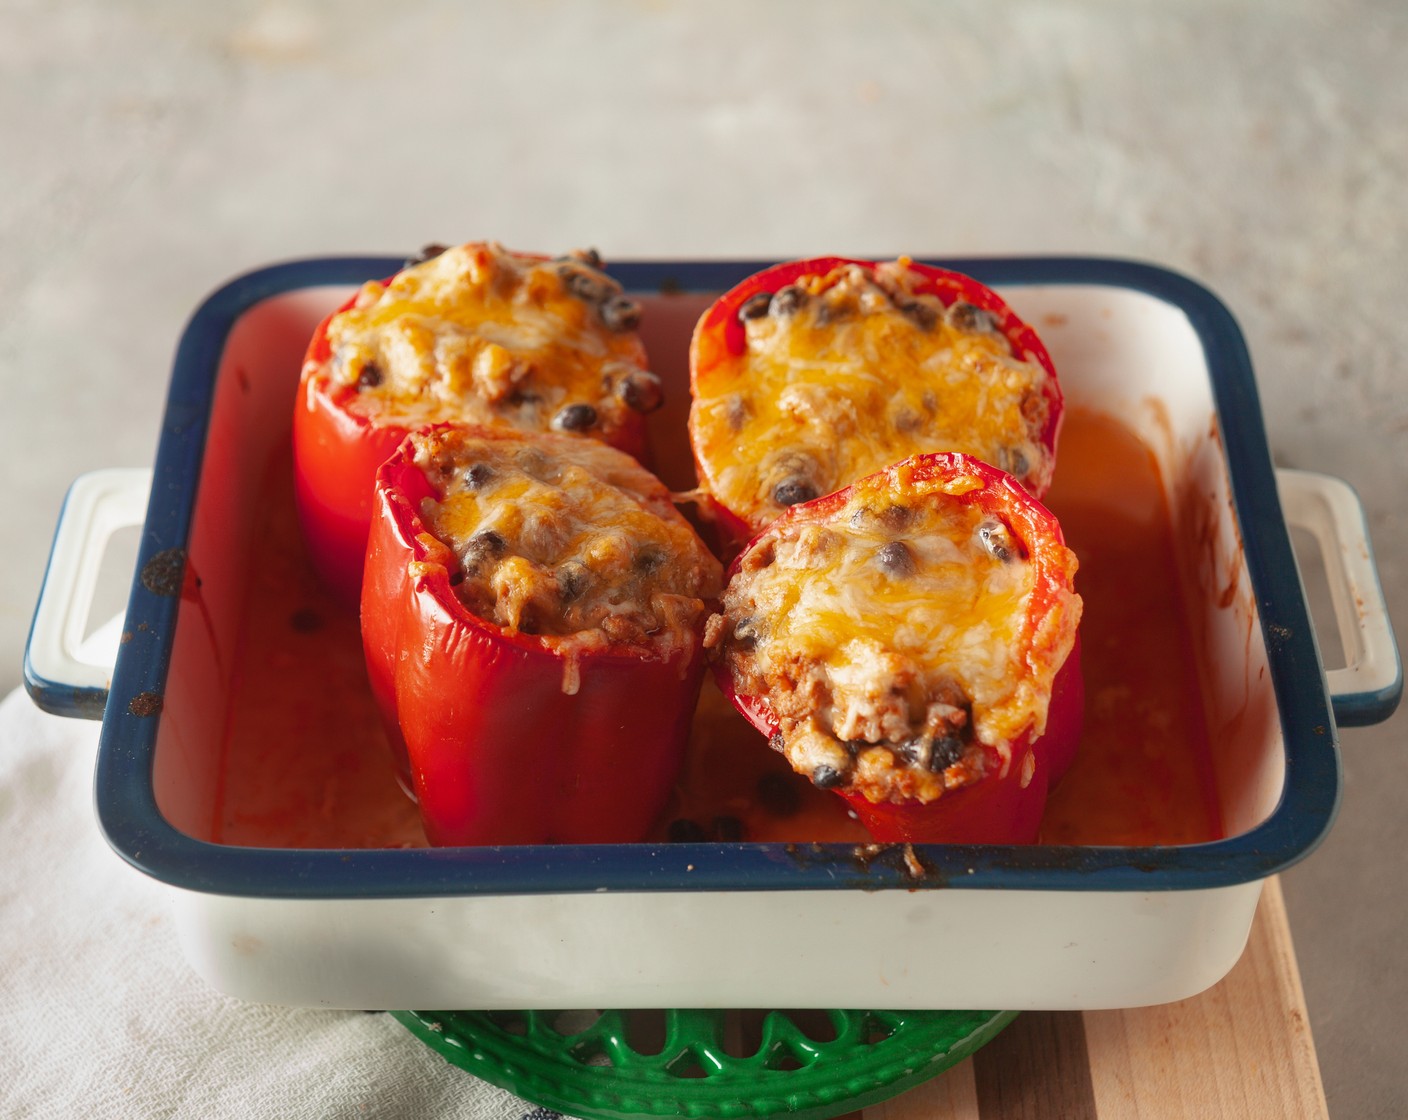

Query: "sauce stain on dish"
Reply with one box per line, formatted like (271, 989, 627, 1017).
(212, 408, 1223, 850)
(214, 449, 425, 849)
(1040, 407, 1223, 846)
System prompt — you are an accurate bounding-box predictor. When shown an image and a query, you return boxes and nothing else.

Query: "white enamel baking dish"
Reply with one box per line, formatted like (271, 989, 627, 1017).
(25, 256, 1401, 1011)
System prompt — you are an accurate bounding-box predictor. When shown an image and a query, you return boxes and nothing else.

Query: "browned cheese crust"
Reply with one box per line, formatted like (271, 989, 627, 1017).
(707, 466, 1080, 803)
(324, 243, 663, 440)
(691, 260, 1055, 533)
(410, 428, 722, 661)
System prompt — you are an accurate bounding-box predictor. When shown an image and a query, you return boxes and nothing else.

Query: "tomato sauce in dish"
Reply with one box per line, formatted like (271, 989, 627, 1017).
(1038, 408, 1223, 846)
(214, 450, 425, 848)
(210, 408, 1222, 849)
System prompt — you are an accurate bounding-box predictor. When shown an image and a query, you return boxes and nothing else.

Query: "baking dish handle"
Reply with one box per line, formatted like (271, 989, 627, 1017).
(1277, 468, 1402, 727)
(24, 468, 152, 720)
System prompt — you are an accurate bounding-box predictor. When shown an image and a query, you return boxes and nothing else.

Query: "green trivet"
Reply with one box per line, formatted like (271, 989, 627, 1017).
(392, 1006, 1016, 1120)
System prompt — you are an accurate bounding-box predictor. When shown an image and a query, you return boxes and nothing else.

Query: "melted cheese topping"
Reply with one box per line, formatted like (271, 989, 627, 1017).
(691, 260, 1054, 535)
(709, 464, 1080, 804)
(410, 428, 722, 663)
(319, 243, 661, 440)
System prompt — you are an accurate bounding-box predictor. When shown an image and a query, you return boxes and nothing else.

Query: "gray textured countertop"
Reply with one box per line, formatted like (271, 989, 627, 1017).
(4, 3, 1404, 1115)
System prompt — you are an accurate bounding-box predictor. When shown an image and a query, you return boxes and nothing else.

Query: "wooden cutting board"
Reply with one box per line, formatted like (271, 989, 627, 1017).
(853, 877, 1326, 1120)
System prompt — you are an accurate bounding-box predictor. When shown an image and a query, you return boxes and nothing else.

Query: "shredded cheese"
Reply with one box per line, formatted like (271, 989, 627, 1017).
(409, 428, 722, 673)
(712, 464, 1081, 804)
(315, 242, 661, 443)
(692, 260, 1055, 535)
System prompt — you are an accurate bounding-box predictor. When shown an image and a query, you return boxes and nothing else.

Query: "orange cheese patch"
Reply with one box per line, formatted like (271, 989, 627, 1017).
(410, 428, 722, 659)
(321, 243, 661, 443)
(691, 260, 1054, 535)
(711, 463, 1081, 804)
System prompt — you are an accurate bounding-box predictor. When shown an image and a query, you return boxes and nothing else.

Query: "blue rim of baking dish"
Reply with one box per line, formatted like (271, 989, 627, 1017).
(73, 253, 1385, 898)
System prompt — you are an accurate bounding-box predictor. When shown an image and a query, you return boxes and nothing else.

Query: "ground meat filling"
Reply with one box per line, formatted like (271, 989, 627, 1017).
(322, 242, 662, 439)
(709, 473, 1063, 805)
(410, 429, 722, 657)
(693, 259, 1055, 534)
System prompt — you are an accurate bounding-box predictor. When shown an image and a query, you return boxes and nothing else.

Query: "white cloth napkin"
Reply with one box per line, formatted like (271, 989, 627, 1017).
(0, 677, 563, 1120)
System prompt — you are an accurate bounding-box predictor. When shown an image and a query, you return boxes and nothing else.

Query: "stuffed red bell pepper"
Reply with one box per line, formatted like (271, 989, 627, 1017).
(704, 452, 1083, 845)
(363, 423, 722, 846)
(295, 242, 663, 605)
(688, 256, 1062, 549)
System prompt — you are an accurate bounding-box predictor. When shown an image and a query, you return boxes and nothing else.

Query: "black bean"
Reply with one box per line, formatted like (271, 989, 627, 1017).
(811, 764, 845, 790)
(569, 247, 604, 270)
(712, 815, 746, 841)
(468, 529, 506, 557)
(356, 361, 383, 390)
(738, 292, 773, 321)
(1001, 448, 1030, 479)
(929, 736, 966, 771)
(600, 295, 642, 332)
(464, 463, 493, 490)
(561, 267, 613, 303)
(772, 478, 818, 507)
(848, 502, 913, 530)
(875, 540, 916, 576)
(448, 569, 465, 587)
(516, 447, 549, 476)
(667, 818, 708, 843)
(731, 616, 763, 647)
(894, 296, 939, 330)
(770, 285, 808, 316)
(880, 505, 915, 530)
(557, 561, 590, 602)
(633, 545, 665, 573)
(896, 732, 965, 772)
(403, 243, 448, 268)
(896, 738, 924, 767)
(976, 519, 1018, 563)
(813, 297, 854, 327)
(617, 371, 663, 413)
(948, 301, 999, 334)
(756, 771, 800, 817)
(553, 403, 598, 432)
(893, 408, 922, 433)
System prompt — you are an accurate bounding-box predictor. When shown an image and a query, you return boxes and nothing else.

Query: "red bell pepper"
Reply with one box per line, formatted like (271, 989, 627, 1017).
(362, 424, 720, 846)
(709, 452, 1083, 846)
(688, 256, 1063, 549)
(295, 244, 656, 607)
(294, 303, 408, 607)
